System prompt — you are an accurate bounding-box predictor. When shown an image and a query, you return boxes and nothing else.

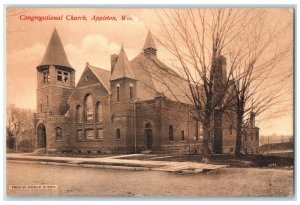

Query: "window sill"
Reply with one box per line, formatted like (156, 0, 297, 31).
(116, 139, 121, 141)
(55, 140, 63, 142)
(76, 139, 103, 142)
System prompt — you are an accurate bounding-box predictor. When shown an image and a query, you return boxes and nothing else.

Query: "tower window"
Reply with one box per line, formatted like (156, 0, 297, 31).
(130, 84, 133, 100)
(96, 102, 102, 122)
(169, 125, 174, 141)
(116, 129, 120, 140)
(230, 125, 232, 135)
(63, 72, 69, 82)
(117, 85, 120, 102)
(181, 130, 185, 141)
(57, 70, 69, 82)
(55, 127, 62, 140)
(42, 70, 50, 83)
(85, 94, 93, 123)
(57, 71, 63, 81)
(46, 95, 49, 105)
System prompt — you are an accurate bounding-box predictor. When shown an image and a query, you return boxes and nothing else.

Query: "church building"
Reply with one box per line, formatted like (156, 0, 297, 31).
(34, 29, 259, 155)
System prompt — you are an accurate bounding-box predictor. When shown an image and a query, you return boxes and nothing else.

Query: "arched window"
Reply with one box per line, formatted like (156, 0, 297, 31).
(116, 85, 120, 102)
(76, 105, 82, 124)
(129, 84, 133, 100)
(181, 130, 185, 141)
(96, 102, 102, 122)
(55, 127, 62, 140)
(85, 94, 93, 123)
(116, 129, 120, 140)
(169, 125, 174, 141)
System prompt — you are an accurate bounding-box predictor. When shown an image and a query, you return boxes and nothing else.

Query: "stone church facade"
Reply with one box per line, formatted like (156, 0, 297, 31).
(34, 29, 259, 155)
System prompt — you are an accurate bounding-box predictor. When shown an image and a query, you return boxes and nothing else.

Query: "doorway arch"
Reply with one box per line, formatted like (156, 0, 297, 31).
(145, 122, 153, 150)
(37, 124, 46, 148)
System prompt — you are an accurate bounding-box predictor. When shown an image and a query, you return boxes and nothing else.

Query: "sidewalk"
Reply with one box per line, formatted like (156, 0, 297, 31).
(6, 153, 227, 173)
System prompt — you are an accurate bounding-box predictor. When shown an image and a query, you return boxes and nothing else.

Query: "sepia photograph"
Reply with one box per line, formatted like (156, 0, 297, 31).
(5, 6, 294, 198)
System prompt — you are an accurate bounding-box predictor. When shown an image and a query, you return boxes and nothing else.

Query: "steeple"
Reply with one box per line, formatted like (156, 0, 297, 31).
(110, 46, 135, 81)
(143, 30, 157, 56)
(39, 28, 72, 69)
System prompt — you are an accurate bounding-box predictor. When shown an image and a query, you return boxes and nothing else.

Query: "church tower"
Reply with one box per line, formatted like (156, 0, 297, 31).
(35, 28, 75, 151)
(36, 28, 75, 116)
(110, 46, 137, 152)
(143, 30, 157, 56)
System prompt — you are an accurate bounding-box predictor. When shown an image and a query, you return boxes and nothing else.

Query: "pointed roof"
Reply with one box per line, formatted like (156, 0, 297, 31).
(39, 28, 72, 68)
(110, 46, 136, 81)
(143, 30, 157, 50)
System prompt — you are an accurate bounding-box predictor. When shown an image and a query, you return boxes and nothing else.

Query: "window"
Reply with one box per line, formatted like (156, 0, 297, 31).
(42, 70, 50, 83)
(117, 85, 120, 102)
(96, 102, 102, 122)
(63, 72, 69, 82)
(57, 70, 69, 82)
(84, 75, 89, 81)
(256, 130, 259, 140)
(116, 129, 120, 140)
(229, 125, 232, 135)
(169, 125, 174, 141)
(76, 105, 82, 124)
(55, 127, 62, 140)
(77, 130, 83, 140)
(86, 129, 94, 139)
(57, 70, 63, 81)
(97, 129, 103, 139)
(129, 84, 133, 100)
(46, 95, 49, 105)
(245, 131, 248, 141)
(85, 94, 93, 123)
(181, 130, 185, 141)
(40, 103, 42, 112)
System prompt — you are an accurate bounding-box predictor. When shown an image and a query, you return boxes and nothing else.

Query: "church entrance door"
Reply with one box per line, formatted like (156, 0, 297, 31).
(37, 124, 46, 148)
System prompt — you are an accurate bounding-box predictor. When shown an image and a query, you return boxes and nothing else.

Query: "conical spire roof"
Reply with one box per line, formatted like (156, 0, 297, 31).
(110, 46, 136, 81)
(143, 30, 157, 50)
(39, 28, 72, 68)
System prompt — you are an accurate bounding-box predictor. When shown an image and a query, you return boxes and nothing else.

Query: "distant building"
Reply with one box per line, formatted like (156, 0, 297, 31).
(34, 29, 259, 154)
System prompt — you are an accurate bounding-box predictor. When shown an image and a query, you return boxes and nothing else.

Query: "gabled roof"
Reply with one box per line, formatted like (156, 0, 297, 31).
(143, 30, 157, 50)
(110, 46, 136, 81)
(87, 64, 111, 92)
(130, 53, 192, 104)
(39, 28, 72, 68)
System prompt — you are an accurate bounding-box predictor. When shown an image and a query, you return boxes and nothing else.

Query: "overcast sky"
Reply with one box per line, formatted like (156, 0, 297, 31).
(6, 8, 294, 136)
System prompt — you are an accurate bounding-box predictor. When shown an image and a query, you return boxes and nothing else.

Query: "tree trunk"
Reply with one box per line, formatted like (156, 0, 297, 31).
(202, 110, 212, 163)
(235, 101, 244, 158)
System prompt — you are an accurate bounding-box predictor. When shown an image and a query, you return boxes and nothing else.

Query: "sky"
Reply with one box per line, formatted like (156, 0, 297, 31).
(6, 8, 294, 136)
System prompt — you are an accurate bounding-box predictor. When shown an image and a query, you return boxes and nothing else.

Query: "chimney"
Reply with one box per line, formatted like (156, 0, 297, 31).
(111, 54, 119, 74)
(250, 112, 255, 127)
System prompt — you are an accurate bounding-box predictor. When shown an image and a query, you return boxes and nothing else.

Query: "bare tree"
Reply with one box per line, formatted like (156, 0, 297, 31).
(154, 8, 292, 161)
(155, 8, 263, 162)
(6, 104, 35, 152)
(227, 10, 293, 157)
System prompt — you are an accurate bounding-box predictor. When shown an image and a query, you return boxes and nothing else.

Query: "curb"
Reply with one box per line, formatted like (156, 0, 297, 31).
(7, 159, 152, 171)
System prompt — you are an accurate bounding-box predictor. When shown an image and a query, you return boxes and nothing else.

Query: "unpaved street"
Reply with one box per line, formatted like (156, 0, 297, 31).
(6, 161, 293, 197)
